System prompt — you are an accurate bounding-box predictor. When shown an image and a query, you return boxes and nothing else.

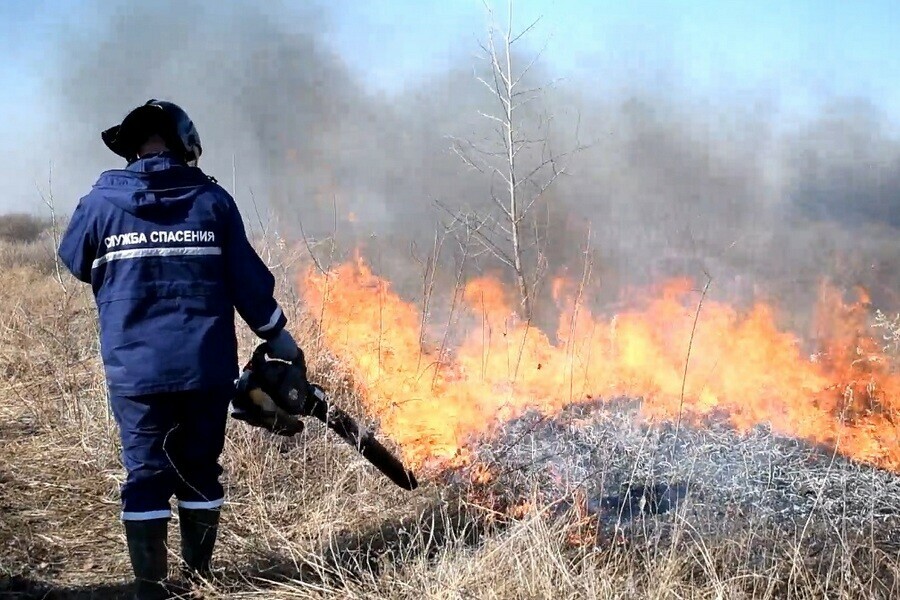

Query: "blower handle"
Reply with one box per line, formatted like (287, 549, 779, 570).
(247, 341, 306, 371)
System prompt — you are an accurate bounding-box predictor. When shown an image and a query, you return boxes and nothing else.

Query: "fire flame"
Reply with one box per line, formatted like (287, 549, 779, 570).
(301, 256, 900, 475)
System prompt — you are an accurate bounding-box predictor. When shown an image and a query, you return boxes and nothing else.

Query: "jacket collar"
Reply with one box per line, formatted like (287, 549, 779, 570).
(125, 151, 188, 173)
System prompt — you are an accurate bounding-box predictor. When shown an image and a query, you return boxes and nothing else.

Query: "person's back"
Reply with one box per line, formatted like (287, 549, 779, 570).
(57, 99, 301, 599)
(64, 150, 280, 395)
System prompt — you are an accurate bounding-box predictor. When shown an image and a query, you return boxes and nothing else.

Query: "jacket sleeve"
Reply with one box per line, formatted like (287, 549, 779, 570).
(221, 195, 288, 340)
(57, 198, 98, 284)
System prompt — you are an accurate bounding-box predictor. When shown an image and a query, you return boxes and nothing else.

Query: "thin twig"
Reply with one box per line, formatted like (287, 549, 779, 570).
(674, 273, 712, 441)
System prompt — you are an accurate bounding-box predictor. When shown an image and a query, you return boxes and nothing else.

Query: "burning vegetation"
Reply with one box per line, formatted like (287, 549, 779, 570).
(302, 256, 900, 478)
(298, 254, 900, 576)
(1, 222, 899, 599)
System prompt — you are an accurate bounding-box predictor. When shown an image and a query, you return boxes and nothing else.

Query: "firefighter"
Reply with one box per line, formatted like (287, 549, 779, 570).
(57, 99, 301, 599)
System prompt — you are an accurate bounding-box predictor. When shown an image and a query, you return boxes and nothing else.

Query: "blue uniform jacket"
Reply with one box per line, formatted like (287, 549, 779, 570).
(58, 152, 287, 396)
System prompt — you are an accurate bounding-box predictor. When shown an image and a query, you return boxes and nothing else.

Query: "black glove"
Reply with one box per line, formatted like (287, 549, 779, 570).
(268, 328, 300, 362)
(265, 330, 307, 387)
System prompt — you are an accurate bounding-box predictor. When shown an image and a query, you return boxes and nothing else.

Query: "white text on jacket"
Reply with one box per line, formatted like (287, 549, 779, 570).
(105, 230, 216, 249)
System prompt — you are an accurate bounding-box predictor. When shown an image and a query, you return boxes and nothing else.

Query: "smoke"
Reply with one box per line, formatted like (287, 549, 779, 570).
(38, 0, 900, 325)
(48, 0, 366, 223)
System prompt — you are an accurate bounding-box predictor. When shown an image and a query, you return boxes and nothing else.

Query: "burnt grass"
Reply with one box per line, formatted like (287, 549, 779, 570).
(3, 390, 900, 599)
(267, 395, 900, 597)
(444, 397, 900, 591)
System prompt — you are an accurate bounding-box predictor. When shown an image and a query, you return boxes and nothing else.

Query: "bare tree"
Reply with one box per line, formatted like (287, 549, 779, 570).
(443, 0, 584, 321)
(37, 163, 67, 293)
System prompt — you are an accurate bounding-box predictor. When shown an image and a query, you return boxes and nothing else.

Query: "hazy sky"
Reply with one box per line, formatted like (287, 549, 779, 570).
(1, 0, 899, 212)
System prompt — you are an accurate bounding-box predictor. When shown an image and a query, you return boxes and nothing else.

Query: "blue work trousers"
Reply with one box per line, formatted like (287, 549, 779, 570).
(109, 387, 233, 521)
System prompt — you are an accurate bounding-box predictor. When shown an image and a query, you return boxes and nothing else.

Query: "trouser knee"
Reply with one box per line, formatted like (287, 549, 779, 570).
(110, 390, 232, 519)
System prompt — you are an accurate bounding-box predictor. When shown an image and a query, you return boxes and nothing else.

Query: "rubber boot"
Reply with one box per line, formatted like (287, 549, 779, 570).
(178, 507, 220, 583)
(124, 518, 172, 600)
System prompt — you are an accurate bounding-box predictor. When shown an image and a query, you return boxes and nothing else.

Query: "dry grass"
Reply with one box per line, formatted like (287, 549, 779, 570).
(874, 310, 900, 363)
(0, 213, 48, 244)
(0, 238, 60, 277)
(1, 233, 898, 599)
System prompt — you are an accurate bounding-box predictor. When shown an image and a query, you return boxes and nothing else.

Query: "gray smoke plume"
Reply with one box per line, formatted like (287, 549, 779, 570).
(32, 0, 900, 327)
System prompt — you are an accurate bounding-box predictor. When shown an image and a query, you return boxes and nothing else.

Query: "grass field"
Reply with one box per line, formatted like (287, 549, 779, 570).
(1, 214, 898, 599)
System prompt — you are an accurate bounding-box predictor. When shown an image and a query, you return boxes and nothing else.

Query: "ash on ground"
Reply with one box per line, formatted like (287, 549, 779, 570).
(449, 398, 900, 554)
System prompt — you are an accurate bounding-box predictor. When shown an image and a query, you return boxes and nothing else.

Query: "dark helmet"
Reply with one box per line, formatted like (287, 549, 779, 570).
(101, 99, 202, 166)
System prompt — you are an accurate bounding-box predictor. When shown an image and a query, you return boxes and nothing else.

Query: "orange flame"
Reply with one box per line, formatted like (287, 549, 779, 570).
(301, 257, 900, 475)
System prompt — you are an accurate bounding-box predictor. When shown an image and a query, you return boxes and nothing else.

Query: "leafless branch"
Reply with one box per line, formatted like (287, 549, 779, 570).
(451, 214, 517, 270)
(509, 15, 543, 46)
(450, 143, 487, 174)
(489, 165, 514, 192)
(510, 93, 546, 113)
(477, 110, 509, 127)
(36, 164, 67, 293)
(512, 76, 565, 99)
(511, 35, 550, 88)
(296, 209, 327, 276)
(516, 155, 561, 189)
(674, 272, 713, 441)
(476, 74, 501, 97)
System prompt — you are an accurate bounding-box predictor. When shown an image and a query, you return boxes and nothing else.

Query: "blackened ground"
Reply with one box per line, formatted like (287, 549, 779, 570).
(448, 398, 900, 562)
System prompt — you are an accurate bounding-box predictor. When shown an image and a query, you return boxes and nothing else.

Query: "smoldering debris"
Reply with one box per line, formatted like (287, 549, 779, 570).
(449, 398, 900, 552)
